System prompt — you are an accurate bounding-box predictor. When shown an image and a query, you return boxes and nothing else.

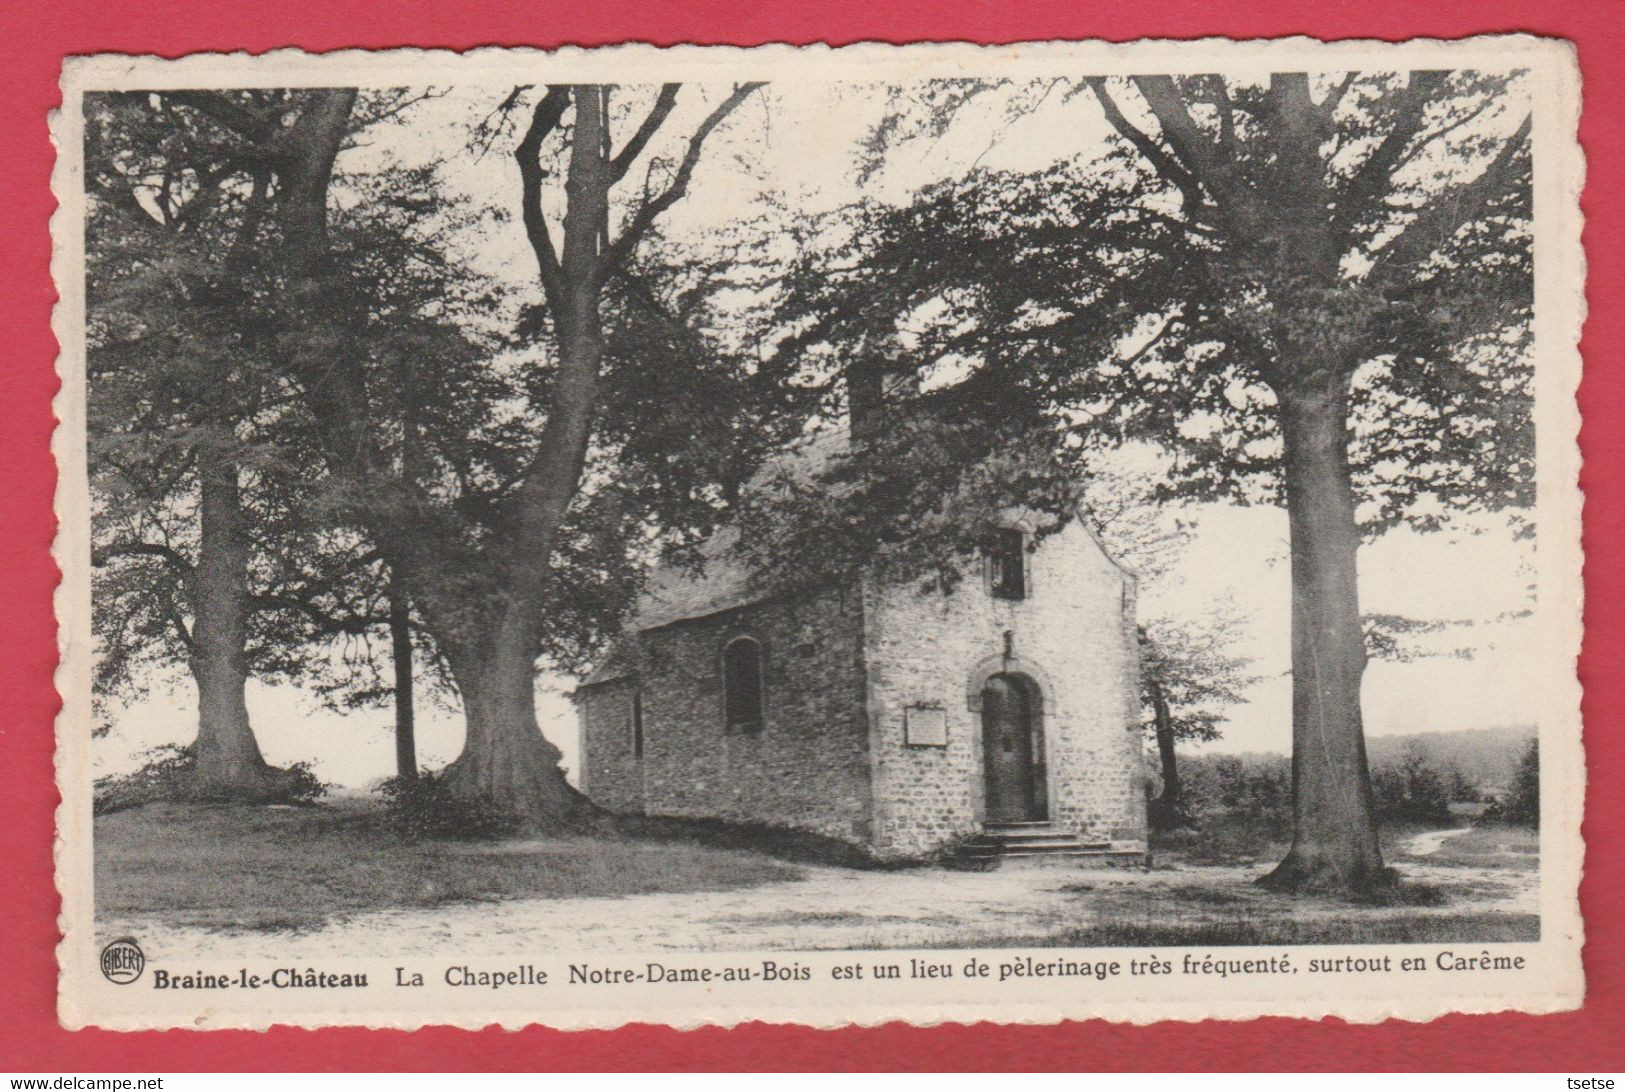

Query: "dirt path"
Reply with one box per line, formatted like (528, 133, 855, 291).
(1404, 826, 1473, 857)
(102, 850, 1537, 962)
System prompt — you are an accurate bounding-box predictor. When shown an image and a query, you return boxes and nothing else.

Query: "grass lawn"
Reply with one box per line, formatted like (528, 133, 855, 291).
(1106, 814, 1542, 947)
(97, 799, 1540, 949)
(96, 798, 801, 932)
(1152, 812, 1538, 872)
(942, 911, 1539, 949)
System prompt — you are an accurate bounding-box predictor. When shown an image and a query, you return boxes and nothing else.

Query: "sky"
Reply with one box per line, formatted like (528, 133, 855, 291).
(91, 77, 1542, 788)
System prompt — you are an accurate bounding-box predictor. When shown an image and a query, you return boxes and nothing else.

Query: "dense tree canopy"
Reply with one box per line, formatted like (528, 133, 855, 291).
(743, 70, 1532, 892)
(86, 91, 394, 794)
(85, 71, 1539, 887)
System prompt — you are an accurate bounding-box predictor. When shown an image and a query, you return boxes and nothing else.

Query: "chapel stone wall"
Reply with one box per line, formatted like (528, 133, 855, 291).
(578, 585, 875, 844)
(862, 520, 1148, 858)
(575, 676, 644, 814)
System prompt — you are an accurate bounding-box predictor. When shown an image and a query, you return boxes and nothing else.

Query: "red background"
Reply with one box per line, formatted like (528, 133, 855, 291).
(2, 0, 1620, 1072)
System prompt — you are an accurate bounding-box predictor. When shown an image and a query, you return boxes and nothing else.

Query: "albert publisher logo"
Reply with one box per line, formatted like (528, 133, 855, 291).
(100, 938, 144, 984)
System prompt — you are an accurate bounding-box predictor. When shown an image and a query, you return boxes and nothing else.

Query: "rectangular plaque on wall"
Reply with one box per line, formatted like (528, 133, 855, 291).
(904, 705, 948, 747)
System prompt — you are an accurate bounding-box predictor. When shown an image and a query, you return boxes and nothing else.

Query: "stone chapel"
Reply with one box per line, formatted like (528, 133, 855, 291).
(573, 360, 1148, 863)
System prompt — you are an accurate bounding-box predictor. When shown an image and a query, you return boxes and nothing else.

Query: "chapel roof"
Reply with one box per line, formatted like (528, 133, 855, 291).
(632, 428, 850, 631)
(577, 640, 637, 688)
(576, 428, 851, 688)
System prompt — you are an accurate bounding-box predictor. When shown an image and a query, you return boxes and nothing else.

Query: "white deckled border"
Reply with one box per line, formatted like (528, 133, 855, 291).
(52, 33, 1587, 1032)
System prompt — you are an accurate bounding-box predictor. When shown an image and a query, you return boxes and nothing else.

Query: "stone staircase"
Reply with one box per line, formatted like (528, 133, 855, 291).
(953, 821, 1149, 868)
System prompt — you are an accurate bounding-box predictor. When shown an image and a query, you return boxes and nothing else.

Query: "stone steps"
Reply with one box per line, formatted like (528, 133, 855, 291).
(952, 822, 1149, 868)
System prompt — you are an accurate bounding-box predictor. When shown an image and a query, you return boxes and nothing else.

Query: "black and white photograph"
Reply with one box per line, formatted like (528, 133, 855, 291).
(52, 37, 1584, 1030)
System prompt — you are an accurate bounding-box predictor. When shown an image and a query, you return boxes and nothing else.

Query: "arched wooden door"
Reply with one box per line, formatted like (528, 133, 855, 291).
(981, 673, 1047, 822)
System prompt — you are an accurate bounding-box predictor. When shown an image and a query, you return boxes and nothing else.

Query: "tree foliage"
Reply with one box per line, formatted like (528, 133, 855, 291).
(86, 82, 779, 817)
(1139, 604, 1257, 746)
(85, 91, 396, 741)
(1490, 738, 1540, 827)
(767, 71, 1533, 533)
(765, 69, 1534, 893)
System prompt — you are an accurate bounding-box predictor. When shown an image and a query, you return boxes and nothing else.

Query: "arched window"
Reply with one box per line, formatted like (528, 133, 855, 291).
(723, 637, 765, 732)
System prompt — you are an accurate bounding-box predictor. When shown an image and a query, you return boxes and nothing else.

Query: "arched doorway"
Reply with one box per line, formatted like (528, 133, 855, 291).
(980, 673, 1047, 822)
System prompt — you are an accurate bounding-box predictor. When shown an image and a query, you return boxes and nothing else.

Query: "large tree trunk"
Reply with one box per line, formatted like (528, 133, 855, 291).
(434, 90, 608, 823)
(388, 579, 416, 782)
(1148, 681, 1188, 830)
(433, 295, 601, 820)
(183, 94, 356, 802)
(441, 637, 593, 825)
(1260, 378, 1390, 893)
(189, 437, 279, 796)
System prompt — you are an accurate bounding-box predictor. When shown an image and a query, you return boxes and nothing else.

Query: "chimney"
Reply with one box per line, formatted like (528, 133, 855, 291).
(847, 339, 919, 445)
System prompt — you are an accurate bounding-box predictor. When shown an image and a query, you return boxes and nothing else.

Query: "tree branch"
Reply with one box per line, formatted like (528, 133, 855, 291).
(162, 600, 196, 655)
(603, 82, 765, 277)
(86, 168, 166, 231)
(1086, 78, 1206, 215)
(1387, 94, 1499, 182)
(610, 83, 680, 183)
(1131, 76, 1225, 174)
(250, 591, 387, 635)
(225, 166, 271, 275)
(92, 542, 195, 577)
(164, 91, 281, 146)
(169, 159, 243, 232)
(515, 86, 572, 302)
(1267, 71, 1323, 141)
(1319, 73, 1359, 121)
(1130, 75, 1257, 228)
(1208, 75, 1237, 152)
(1367, 112, 1530, 285)
(1330, 70, 1449, 241)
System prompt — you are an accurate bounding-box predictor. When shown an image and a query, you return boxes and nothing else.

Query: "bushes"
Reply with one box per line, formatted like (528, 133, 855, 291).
(377, 770, 518, 841)
(93, 745, 325, 815)
(272, 762, 327, 805)
(1153, 754, 1291, 823)
(1370, 747, 1489, 823)
(1210, 755, 1292, 820)
(1372, 749, 1454, 822)
(1163, 748, 1485, 829)
(93, 744, 197, 814)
